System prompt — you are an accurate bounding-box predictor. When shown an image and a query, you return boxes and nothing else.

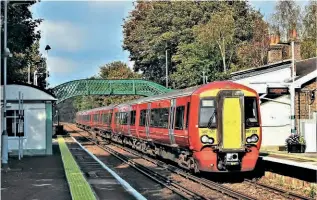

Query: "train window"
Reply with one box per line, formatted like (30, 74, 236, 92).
(115, 112, 120, 124)
(121, 112, 128, 125)
(160, 108, 169, 128)
(130, 110, 136, 125)
(139, 110, 146, 126)
(150, 108, 168, 128)
(186, 102, 190, 129)
(245, 97, 259, 127)
(199, 99, 216, 128)
(109, 112, 113, 124)
(175, 106, 185, 130)
(150, 109, 157, 127)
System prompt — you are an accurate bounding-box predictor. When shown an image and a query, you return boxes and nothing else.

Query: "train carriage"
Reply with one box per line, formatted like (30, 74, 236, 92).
(76, 81, 262, 173)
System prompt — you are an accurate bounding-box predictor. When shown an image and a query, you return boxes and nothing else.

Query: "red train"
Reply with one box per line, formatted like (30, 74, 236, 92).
(76, 81, 262, 173)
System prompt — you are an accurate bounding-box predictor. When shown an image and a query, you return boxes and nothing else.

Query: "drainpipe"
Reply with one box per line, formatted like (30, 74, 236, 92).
(290, 40, 296, 135)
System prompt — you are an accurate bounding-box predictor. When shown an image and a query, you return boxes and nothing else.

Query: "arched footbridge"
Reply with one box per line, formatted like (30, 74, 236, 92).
(52, 79, 172, 104)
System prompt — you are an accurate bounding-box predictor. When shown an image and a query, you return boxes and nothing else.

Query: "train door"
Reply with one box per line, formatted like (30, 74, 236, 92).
(217, 90, 245, 150)
(145, 103, 151, 140)
(168, 99, 176, 146)
(173, 97, 190, 147)
(127, 106, 132, 136)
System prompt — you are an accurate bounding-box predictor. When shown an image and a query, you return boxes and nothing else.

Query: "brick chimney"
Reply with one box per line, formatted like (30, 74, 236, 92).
(268, 33, 283, 63)
(267, 29, 301, 64)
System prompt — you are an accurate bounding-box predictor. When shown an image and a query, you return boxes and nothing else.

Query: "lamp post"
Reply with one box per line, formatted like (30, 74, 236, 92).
(2, 0, 9, 166)
(165, 42, 170, 88)
(44, 45, 51, 88)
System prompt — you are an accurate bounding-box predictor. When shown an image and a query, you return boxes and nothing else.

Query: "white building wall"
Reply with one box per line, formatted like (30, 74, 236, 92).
(7, 103, 46, 153)
(259, 96, 291, 146)
(234, 68, 291, 93)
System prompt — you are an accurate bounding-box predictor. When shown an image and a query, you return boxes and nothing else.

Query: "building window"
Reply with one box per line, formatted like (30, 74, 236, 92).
(175, 106, 185, 130)
(7, 110, 25, 137)
(139, 110, 146, 126)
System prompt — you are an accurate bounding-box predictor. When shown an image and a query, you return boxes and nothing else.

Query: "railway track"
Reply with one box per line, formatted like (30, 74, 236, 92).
(65, 124, 256, 200)
(68, 127, 212, 200)
(65, 124, 314, 200)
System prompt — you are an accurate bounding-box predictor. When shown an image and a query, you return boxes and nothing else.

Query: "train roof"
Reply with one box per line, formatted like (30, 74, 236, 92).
(77, 81, 253, 114)
(77, 85, 200, 114)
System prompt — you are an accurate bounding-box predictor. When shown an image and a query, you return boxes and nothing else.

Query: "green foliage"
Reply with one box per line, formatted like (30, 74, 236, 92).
(123, 1, 268, 88)
(194, 7, 235, 72)
(301, 0, 317, 59)
(1, 1, 46, 87)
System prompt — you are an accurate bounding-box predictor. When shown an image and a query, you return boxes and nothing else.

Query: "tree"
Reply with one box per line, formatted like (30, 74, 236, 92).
(123, 1, 266, 89)
(99, 61, 141, 79)
(1, 1, 45, 87)
(271, 0, 302, 39)
(194, 8, 235, 72)
(301, 0, 317, 59)
(237, 12, 270, 68)
(73, 61, 142, 111)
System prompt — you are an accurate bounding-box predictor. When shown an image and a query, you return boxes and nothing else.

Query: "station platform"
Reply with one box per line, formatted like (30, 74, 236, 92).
(1, 142, 71, 200)
(260, 150, 317, 171)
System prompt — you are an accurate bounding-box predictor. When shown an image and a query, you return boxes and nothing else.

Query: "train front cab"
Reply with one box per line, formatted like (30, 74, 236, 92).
(191, 82, 262, 173)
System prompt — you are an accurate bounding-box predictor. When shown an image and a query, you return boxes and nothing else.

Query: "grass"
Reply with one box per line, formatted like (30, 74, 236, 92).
(58, 136, 96, 200)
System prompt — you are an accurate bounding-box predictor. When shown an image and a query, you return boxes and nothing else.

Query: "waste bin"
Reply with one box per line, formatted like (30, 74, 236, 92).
(55, 125, 64, 135)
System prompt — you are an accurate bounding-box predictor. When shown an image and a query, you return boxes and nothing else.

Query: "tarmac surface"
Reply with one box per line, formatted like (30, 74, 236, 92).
(1, 142, 71, 200)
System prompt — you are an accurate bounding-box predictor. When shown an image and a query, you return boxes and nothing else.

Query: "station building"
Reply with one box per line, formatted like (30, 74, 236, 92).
(0, 83, 56, 156)
(231, 34, 317, 151)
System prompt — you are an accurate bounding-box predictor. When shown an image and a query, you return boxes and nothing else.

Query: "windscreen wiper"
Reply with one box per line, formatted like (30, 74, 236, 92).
(207, 110, 216, 129)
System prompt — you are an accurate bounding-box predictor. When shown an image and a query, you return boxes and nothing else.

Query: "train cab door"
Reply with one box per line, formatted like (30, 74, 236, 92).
(217, 90, 245, 150)
(168, 99, 176, 146)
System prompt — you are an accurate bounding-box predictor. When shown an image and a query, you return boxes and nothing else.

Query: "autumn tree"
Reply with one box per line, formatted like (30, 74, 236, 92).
(301, 0, 317, 59)
(237, 12, 270, 68)
(194, 8, 235, 72)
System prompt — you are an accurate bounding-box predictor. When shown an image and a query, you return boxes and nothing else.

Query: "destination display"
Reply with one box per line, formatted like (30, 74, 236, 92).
(267, 87, 289, 95)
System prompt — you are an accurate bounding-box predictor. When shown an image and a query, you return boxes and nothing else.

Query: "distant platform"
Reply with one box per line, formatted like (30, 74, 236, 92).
(260, 150, 317, 171)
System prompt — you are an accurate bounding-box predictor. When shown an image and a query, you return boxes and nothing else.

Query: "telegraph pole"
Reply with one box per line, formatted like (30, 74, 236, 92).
(165, 42, 169, 88)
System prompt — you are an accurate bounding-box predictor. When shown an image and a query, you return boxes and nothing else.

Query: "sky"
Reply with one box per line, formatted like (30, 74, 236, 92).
(30, 0, 309, 87)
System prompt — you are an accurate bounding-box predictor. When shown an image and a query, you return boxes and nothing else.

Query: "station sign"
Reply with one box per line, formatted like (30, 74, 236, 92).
(267, 87, 289, 95)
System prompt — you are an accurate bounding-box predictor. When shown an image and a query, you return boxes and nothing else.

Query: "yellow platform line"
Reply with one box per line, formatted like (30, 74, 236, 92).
(58, 136, 96, 200)
(261, 150, 317, 162)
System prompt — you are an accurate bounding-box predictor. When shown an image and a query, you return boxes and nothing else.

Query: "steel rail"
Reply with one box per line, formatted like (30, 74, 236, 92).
(244, 179, 314, 200)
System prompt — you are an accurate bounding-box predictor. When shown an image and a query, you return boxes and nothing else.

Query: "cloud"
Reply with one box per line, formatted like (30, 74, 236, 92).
(127, 60, 134, 69)
(37, 20, 87, 53)
(47, 56, 78, 73)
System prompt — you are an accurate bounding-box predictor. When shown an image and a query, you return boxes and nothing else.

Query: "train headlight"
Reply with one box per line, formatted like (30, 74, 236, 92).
(246, 134, 259, 143)
(201, 135, 209, 143)
(201, 135, 214, 144)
